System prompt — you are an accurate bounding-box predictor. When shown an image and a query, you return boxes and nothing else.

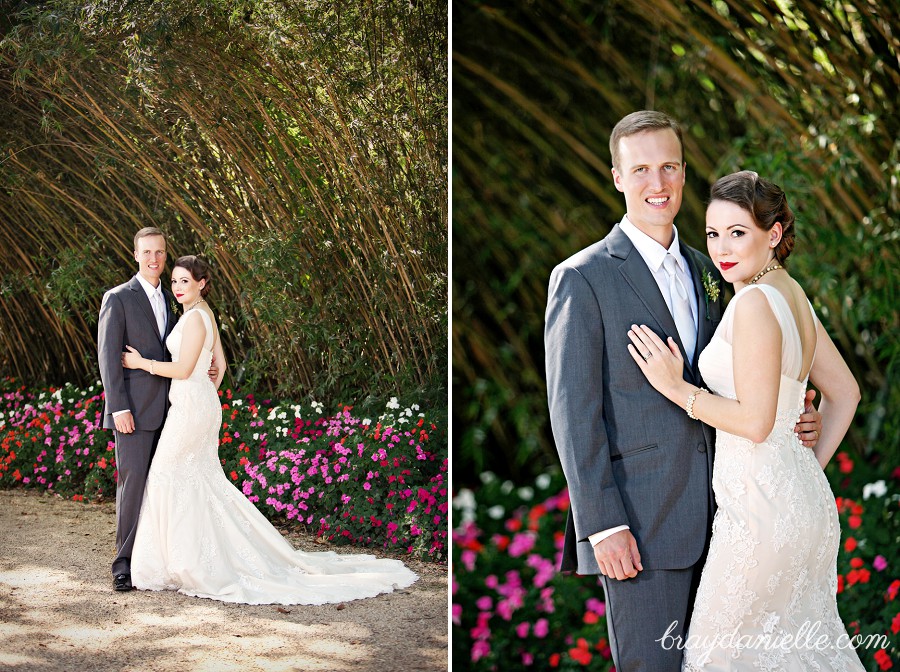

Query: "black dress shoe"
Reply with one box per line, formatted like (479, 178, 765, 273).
(113, 573, 133, 591)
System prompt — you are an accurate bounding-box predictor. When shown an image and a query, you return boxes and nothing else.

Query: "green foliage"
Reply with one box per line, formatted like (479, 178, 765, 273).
(0, 0, 447, 404)
(452, 0, 899, 485)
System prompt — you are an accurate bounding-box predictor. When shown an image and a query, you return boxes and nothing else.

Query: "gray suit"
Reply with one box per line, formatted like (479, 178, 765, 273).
(545, 224, 723, 671)
(97, 274, 175, 576)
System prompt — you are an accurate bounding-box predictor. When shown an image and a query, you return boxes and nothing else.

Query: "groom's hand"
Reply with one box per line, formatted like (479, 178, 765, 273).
(593, 529, 643, 581)
(794, 389, 822, 449)
(114, 411, 135, 434)
(208, 354, 218, 382)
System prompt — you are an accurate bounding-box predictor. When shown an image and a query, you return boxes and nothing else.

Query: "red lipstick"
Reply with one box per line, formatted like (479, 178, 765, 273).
(720, 262, 737, 271)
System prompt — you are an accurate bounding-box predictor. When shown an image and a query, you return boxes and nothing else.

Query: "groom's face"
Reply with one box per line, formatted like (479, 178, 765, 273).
(611, 129, 686, 242)
(134, 234, 167, 286)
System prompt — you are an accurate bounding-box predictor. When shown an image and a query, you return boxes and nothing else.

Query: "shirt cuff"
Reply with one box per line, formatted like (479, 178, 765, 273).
(589, 525, 630, 547)
(112, 409, 131, 418)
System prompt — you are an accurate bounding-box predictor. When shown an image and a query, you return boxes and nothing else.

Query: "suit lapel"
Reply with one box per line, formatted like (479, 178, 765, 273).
(162, 288, 177, 339)
(609, 225, 699, 384)
(129, 275, 165, 344)
(682, 247, 710, 372)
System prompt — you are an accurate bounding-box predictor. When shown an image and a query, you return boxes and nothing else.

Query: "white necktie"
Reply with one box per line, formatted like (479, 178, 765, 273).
(663, 254, 696, 363)
(152, 290, 166, 339)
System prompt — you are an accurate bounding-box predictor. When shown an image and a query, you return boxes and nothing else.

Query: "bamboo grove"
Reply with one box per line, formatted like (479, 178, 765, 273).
(453, 0, 899, 482)
(0, 1, 447, 403)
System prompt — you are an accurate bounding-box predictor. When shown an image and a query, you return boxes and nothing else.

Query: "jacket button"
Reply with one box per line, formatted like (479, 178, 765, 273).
(697, 443, 707, 453)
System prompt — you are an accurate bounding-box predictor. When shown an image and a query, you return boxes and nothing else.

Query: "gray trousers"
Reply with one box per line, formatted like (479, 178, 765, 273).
(600, 563, 705, 672)
(112, 427, 160, 576)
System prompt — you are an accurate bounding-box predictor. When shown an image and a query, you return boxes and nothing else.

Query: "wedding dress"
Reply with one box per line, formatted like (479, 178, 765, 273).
(683, 285, 863, 670)
(131, 308, 417, 604)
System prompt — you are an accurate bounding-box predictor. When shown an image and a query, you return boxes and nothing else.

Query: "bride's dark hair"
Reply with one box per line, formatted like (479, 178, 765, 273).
(174, 255, 212, 297)
(709, 170, 795, 265)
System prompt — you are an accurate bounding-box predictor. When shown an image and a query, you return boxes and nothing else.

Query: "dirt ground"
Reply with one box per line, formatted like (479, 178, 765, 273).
(0, 489, 448, 672)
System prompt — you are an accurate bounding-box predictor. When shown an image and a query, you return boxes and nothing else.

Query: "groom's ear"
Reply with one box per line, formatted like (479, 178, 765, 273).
(611, 166, 624, 192)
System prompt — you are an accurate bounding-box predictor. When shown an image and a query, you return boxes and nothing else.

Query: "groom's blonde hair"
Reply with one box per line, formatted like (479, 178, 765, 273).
(610, 110, 684, 171)
(134, 227, 167, 250)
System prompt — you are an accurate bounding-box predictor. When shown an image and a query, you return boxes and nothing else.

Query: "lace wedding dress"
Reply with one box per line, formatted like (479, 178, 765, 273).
(683, 285, 863, 671)
(131, 308, 417, 604)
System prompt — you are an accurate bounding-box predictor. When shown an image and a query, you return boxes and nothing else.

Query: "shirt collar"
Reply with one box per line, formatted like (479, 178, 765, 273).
(618, 215, 686, 272)
(136, 273, 162, 300)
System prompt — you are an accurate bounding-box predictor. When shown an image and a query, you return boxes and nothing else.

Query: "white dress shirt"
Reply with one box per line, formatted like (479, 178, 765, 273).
(589, 216, 699, 547)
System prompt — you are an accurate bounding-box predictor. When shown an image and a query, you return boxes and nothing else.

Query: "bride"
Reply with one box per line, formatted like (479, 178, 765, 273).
(626, 171, 863, 670)
(122, 255, 417, 605)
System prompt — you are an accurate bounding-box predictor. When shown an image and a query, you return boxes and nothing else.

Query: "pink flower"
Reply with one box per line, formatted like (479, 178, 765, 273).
(471, 640, 490, 662)
(475, 596, 493, 611)
(533, 618, 549, 638)
(452, 603, 462, 626)
(586, 597, 606, 616)
(516, 621, 530, 638)
(874, 555, 888, 572)
(522, 652, 534, 665)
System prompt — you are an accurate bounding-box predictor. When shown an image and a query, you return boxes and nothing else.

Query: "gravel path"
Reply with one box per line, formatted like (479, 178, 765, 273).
(0, 489, 447, 672)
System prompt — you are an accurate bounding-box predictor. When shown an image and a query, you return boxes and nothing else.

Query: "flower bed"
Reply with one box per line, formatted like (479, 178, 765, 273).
(0, 380, 447, 561)
(453, 463, 900, 669)
(452, 471, 615, 670)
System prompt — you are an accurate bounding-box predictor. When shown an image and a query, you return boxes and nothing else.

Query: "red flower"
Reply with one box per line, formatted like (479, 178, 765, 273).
(569, 638, 592, 666)
(583, 611, 599, 624)
(549, 653, 560, 667)
(844, 537, 857, 552)
(875, 648, 893, 670)
(892, 612, 900, 635)
(887, 580, 900, 601)
(850, 557, 864, 569)
(230, 471, 238, 481)
(837, 574, 844, 594)
(848, 515, 862, 529)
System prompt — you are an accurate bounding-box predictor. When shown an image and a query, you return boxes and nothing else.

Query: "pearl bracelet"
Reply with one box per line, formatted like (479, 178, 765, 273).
(150, 360, 156, 376)
(686, 387, 707, 420)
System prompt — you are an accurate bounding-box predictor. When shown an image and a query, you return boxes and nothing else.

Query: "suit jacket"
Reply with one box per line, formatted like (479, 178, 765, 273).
(98, 274, 176, 432)
(545, 223, 724, 573)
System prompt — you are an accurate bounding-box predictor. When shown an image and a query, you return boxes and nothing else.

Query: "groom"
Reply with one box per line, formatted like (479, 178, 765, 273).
(98, 227, 175, 592)
(544, 111, 821, 671)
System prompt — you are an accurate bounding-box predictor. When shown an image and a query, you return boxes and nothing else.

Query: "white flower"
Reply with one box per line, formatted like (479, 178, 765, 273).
(536, 473, 552, 489)
(517, 487, 534, 501)
(253, 433, 259, 440)
(863, 480, 887, 500)
(232, 399, 243, 407)
(362, 418, 371, 425)
(487, 505, 505, 520)
(500, 480, 514, 495)
(479, 471, 497, 485)
(453, 489, 477, 525)
(411, 404, 420, 411)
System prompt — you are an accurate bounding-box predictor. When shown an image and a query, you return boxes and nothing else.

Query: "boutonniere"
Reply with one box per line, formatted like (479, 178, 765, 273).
(702, 270, 720, 320)
(169, 298, 179, 315)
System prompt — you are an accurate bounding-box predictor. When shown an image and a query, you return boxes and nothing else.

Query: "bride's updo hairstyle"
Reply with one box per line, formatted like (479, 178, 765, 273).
(174, 255, 212, 297)
(709, 170, 795, 265)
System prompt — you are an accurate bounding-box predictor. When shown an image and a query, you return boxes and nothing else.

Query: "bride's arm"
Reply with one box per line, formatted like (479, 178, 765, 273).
(629, 289, 783, 443)
(123, 311, 207, 380)
(211, 332, 227, 389)
(806, 322, 860, 468)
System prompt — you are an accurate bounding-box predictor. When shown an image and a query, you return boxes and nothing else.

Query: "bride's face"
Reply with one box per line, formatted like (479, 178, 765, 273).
(705, 199, 782, 286)
(171, 266, 205, 305)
